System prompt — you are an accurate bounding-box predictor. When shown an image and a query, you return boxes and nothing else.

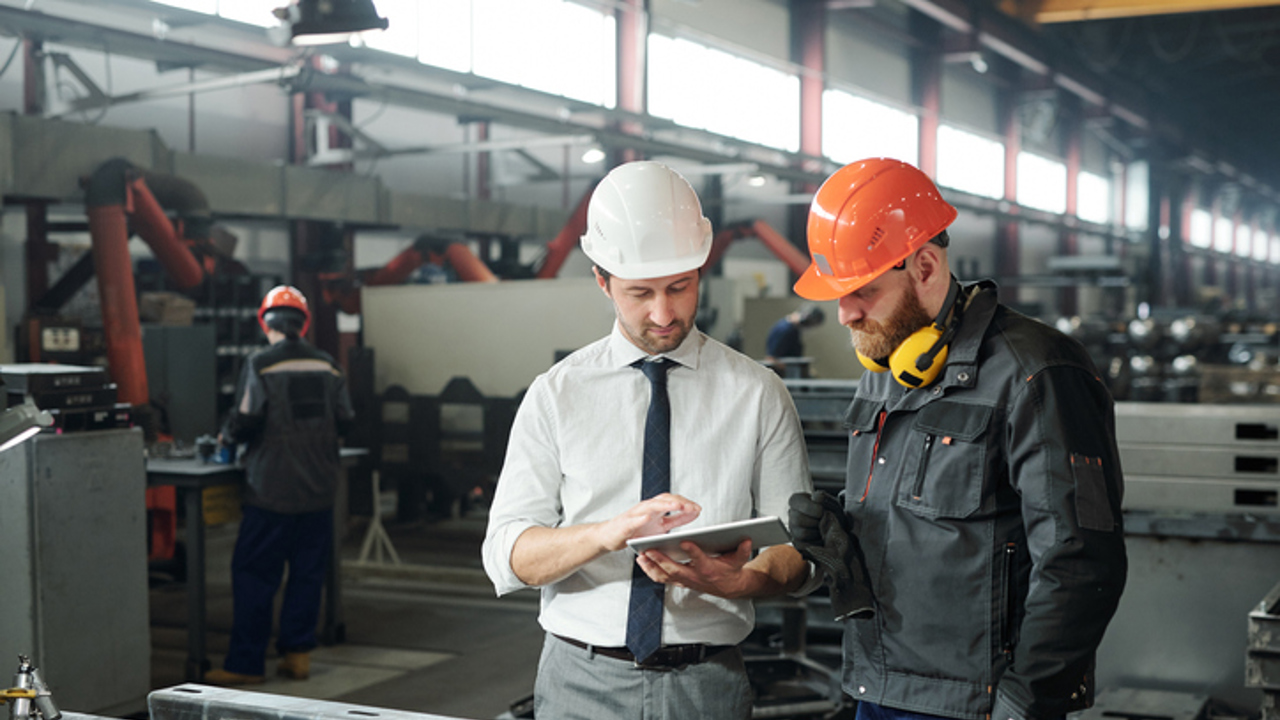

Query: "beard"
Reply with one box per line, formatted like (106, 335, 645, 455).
(620, 315, 693, 355)
(847, 286, 933, 361)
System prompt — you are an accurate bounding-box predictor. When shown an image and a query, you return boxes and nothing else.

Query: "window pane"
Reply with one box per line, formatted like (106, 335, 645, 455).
(1271, 236, 1280, 264)
(1077, 170, 1110, 224)
(1253, 227, 1270, 262)
(1125, 161, 1149, 231)
(473, 0, 615, 107)
(649, 34, 799, 152)
(1214, 215, 1234, 254)
(822, 89, 918, 165)
(419, 0, 472, 72)
(1189, 208, 1212, 248)
(1016, 152, 1066, 214)
(1235, 224, 1252, 258)
(937, 124, 1003, 199)
(364, 0, 418, 57)
(154, 0, 216, 13)
(218, 0, 276, 26)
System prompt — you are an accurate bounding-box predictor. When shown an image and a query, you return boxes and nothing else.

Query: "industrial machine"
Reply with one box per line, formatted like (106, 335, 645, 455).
(0, 656, 61, 720)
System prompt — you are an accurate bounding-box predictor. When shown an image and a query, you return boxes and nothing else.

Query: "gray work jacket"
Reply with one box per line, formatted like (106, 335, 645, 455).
(222, 338, 355, 514)
(839, 281, 1127, 720)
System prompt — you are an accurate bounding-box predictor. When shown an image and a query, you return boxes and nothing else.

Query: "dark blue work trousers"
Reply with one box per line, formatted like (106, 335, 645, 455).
(223, 504, 332, 676)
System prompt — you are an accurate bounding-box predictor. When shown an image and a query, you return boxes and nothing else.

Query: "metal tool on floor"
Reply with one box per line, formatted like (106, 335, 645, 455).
(1, 656, 61, 720)
(356, 470, 401, 566)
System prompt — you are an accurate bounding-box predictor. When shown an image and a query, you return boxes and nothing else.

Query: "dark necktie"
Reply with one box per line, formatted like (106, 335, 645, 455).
(626, 358, 672, 663)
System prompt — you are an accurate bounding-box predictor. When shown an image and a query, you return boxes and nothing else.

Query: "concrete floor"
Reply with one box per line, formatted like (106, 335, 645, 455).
(147, 513, 546, 720)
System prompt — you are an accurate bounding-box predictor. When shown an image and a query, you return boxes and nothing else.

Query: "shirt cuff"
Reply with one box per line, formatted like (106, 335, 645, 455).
(482, 519, 538, 596)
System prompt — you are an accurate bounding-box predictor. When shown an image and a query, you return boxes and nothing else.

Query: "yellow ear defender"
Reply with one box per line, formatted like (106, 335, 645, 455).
(857, 279, 961, 388)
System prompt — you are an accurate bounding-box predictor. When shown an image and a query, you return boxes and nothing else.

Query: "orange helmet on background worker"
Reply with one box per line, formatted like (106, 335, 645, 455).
(580, 160, 713, 280)
(794, 157, 957, 301)
(258, 285, 311, 337)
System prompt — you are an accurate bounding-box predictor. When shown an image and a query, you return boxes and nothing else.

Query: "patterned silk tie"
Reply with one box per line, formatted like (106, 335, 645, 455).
(626, 358, 673, 663)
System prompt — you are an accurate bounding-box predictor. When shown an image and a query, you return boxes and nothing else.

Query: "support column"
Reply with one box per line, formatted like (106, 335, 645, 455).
(1060, 95, 1081, 317)
(789, 0, 826, 255)
(611, 0, 647, 167)
(995, 80, 1022, 304)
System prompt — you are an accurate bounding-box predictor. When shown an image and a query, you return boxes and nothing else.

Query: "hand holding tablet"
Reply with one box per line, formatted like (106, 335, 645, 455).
(626, 516, 791, 563)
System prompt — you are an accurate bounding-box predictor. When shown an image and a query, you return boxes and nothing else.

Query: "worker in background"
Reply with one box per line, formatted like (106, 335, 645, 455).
(763, 304, 825, 363)
(482, 160, 817, 720)
(205, 285, 355, 687)
(787, 158, 1127, 720)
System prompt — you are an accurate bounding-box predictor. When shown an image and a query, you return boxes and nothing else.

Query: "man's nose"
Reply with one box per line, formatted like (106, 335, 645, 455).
(838, 294, 863, 326)
(650, 296, 675, 326)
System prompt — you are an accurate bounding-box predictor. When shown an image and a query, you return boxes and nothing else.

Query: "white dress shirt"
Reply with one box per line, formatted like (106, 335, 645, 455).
(482, 323, 812, 647)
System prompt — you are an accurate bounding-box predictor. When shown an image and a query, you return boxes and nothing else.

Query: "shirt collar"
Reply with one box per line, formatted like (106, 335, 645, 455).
(607, 321, 704, 371)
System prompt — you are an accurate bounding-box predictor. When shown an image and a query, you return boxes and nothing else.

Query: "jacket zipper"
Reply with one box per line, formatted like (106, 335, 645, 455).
(1002, 541, 1017, 659)
(859, 410, 887, 502)
(911, 434, 936, 499)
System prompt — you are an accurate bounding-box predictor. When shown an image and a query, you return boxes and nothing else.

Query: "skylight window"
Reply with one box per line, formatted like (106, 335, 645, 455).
(821, 89, 918, 165)
(1016, 152, 1066, 215)
(1253, 227, 1270, 262)
(472, 0, 615, 106)
(937, 124, 1003, 199)
(1214, 215, 1235, 254)
(1235, 224, 1252, 258)
(1076, 171, 1110, 225)
(1189, 208, 1212, 248)
(649, 34, 799, 152)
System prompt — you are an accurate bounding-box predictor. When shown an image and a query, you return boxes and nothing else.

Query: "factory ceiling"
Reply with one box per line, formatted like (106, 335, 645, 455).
(1007, 0, 1280, 195)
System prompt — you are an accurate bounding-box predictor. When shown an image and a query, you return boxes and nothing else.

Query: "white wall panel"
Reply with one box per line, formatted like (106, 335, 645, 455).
(363, 279, 615, 397)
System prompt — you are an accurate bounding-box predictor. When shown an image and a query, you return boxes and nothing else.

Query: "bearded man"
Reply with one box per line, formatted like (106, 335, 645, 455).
(786, 158, 1128, 720)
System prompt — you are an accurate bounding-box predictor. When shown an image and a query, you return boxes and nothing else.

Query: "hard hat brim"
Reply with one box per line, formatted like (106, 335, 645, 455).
(793, 261, 883, 301)
(589, 243, 712, 281)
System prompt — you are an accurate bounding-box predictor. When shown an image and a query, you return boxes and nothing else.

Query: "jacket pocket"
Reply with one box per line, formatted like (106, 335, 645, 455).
(896, 401, 993, 518)
(1071, 453, 1115, 531)
(845, 398, 885, 504)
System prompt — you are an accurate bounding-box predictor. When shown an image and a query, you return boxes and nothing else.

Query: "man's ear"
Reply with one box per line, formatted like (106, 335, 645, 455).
(592, 266, 611, 296)
(912, 243, 947, 288)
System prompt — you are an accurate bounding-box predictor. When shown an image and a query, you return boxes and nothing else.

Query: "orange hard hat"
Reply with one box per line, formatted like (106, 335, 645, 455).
(258, 285, 311, 336)
(794, 158, 957, 301)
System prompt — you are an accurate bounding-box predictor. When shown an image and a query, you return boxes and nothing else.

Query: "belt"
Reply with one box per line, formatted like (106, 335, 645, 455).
(554, 634, 734, 669)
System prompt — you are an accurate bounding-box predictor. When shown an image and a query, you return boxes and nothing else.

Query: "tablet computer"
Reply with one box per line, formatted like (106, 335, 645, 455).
(626, 516, 791, 563)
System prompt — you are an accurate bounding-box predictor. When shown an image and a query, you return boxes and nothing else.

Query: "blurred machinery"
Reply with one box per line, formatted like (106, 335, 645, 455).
(1248, 580, 1280, 720)
(1054, 308, 1280, 404)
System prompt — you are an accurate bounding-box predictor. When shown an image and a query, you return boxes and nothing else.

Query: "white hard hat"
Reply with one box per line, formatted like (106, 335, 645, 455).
(580, 161, 713, 280)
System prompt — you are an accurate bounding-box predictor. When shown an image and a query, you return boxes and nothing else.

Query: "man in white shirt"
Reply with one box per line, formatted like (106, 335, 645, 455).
(482, 160, 814, 720)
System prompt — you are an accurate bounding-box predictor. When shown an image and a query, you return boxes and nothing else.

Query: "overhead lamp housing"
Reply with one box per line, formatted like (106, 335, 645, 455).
(0, 402, 54, 453)
(271, 0, 389, 47)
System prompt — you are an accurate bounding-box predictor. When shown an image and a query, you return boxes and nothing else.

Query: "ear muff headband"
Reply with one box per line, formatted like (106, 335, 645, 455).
(858, 279, 962, 388)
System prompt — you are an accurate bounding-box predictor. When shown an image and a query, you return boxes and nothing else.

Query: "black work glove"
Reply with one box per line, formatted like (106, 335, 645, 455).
(788, 491, 875, 621)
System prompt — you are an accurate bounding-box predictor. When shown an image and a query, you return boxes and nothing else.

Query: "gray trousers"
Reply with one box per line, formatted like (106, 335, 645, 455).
(533, 633, 753, 720)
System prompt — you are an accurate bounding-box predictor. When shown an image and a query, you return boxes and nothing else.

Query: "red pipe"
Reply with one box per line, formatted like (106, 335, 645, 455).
(127, 176, 205, 289)
(536, 183, 595, 279)
(86, 204, 150, 406)
(702, 219, 811, 278)
(750, 220, 811, 276)
(445, 242, 499, 283)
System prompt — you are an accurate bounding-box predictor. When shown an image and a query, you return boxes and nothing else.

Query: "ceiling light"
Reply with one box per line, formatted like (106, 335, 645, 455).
(581, 148, 606, 164)
(0, 402, 54, 453)
(747, 174, 767, 188)
(270, 0, 389, 47)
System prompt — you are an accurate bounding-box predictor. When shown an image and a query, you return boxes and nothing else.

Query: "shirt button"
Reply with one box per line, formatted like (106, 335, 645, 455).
(859, 686, 867, 694)
(932, 386, 942, 395)
(877, 457, 886, 465)
(958, 372, 971, 383)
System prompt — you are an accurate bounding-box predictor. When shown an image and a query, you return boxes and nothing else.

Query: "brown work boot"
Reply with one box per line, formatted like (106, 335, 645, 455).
(203, 669, 265, 686)
(276, 652, 310, 680)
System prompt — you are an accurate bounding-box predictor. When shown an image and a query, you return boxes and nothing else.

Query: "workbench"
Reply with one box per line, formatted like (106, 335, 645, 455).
(147, 448, 366, 682)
